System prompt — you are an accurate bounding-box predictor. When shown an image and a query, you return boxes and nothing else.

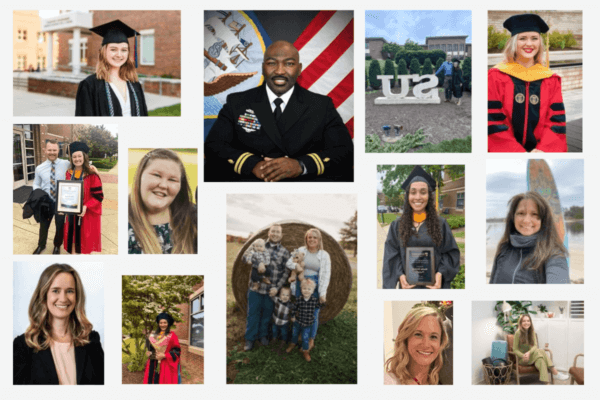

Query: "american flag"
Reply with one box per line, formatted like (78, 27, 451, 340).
(295, 11, 354, 138)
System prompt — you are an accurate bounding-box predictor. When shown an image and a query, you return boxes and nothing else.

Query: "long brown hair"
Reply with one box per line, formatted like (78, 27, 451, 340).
(69, 151, 96, 177)
(517, 314, 536, 346)
(96, 43, 139, 82)
(385, 306, 449, 384)
(494, 191, 568, 272)
(24, 264, 93, 352)
(128, 149, 197, 254)
(398, 184, 442, 247)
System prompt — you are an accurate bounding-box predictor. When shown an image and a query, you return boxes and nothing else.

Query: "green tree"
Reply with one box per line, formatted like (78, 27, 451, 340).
(435, 57, 444, 87)
(397, 59, 408, 75)
(76, 125, 118, 158)
(368, 60, 382, 90)
(378, 165, 465, 202)
(422, 58, 433, 75)
(383, 58, 396, 88)
(409, 58, 421, 76)
(382, 42, 403, 59)
(339, 211, 357, 257)
(122, 275, 203, 372)
(462, 56, 472, 91)
(404, 38, 421, 51)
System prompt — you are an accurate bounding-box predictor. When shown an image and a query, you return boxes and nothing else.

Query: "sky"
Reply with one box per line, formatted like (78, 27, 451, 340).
(102, 124, 118, 137)
(365, 10, 472, 45)
(227, 194, 356, 240)
(486, 159, 584, 218)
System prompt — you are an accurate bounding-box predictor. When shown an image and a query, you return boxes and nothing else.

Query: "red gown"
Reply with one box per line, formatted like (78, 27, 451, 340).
(488, 63, 567, 152)
(63, 171, 103, 254)
(143, 332, 180, 384)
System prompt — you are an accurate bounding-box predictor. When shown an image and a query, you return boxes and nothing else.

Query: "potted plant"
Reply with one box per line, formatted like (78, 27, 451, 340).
(494, 301, 537, 334)
(537, 304, 548, 317)
(559, 306, 565, 318)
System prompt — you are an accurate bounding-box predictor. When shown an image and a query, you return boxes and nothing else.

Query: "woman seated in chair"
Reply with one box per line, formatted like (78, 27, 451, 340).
(513, 314, 569, 382)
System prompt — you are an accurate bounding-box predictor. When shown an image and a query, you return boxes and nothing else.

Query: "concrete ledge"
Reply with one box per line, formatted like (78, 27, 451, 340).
(375, 96, 441, 104)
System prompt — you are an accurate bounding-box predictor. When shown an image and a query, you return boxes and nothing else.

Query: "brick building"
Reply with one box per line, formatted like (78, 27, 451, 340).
(55, 10, 181, 78)
(13, 124, 87, 189)
(171, 281, 204, 382)
(426, 36, 471, 59)
(13, 10, 56, 71)
(488, 11, 582, 48)
(366, 37, 387, 60)
(440, 170, 465, 215)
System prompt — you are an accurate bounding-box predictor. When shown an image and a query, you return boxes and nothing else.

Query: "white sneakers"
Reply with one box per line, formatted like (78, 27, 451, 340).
(553, 371, 570, 381)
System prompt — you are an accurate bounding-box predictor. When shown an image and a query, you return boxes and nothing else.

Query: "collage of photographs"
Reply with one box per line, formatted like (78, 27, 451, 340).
(6, 2, 588, 399)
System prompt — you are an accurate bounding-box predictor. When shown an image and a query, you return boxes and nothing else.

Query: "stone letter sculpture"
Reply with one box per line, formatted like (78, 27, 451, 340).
(375, 74, 440, 104)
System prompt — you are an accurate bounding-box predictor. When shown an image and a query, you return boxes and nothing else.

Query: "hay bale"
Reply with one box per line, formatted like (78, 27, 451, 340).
(232, 220, 352, 324)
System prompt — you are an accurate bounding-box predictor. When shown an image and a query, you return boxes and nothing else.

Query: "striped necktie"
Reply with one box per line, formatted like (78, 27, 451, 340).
(50, 162, 56, 200)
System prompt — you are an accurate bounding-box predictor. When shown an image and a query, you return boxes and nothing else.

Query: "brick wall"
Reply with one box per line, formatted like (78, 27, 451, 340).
(554, 65, 582, 91)
(367, 39, 385, 60)
(441, 176, 465, 214)
(143, 79, 181, 98)
(171, 281, 204, 377)
(488, 11, 583, 48)
(28, 77, 79, 98)
(57, 10, 181, 78)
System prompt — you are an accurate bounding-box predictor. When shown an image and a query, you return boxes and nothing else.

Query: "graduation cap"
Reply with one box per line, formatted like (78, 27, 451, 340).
(503, 14, 549, 37)
(452, 57, 459, 63)
(401, 166, 436, 192)
(156, 312, 175, 327)
(90, 19, 140, 67)
(69, 141, 90, 155)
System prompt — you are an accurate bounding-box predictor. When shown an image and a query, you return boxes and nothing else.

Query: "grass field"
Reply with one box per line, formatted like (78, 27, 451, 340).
(226, 242, 357, 384)
(378, 213, 399, 225)
(149, 103, 181, 116)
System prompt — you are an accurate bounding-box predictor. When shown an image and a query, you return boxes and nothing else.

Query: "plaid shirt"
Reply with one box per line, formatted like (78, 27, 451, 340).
(272, 297, 295, 326)
(294, 296, 321, 327)
(245, 240, 290, 295)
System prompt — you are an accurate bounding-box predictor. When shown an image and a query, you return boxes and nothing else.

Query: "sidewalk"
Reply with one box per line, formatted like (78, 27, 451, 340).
(13, 173, 118, 255)
(13, 89, 181, 116)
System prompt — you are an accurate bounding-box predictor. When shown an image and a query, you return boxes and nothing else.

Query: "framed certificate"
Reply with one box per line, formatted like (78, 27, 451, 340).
(405, 247, 435, 286)
(56, 180, 84, 214)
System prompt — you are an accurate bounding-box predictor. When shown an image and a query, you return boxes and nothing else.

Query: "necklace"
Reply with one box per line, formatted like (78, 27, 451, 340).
(413, 377, 421, 385)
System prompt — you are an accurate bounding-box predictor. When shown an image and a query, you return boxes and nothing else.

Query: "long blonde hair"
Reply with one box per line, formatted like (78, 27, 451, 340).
(503, 32, 545, 65)
(517, 314, 536, 346)
(24, 264, 93, 352)
(96, 43, 139, 82)
(385, 306, 449, 384)
(128, 149, 197, 254)
(304, 228, 324, 251)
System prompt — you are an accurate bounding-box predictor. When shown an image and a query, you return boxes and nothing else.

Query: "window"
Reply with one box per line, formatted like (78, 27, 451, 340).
(17, 55, 27, 70)
(38, 32, 45, 43)
(365, 42, 369, 49)
(441, 44, 446, 52)
(17, 29, 27, 41)
(456, 192, 465, 209)
(569, 301, 584, 318)
(190, 292, 204, 349)
(140, 29, 155, 66)
(459, 43, 464, 52)
(453, 44, 458, 51)
(68, 38, 88, 65)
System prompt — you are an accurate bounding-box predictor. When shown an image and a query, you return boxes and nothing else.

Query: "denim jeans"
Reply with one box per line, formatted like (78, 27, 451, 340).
(294, 274, 320, 339)
(272, 323, 289, 341)
(291, 321, 312, 350)
(244, 289, 274, 342)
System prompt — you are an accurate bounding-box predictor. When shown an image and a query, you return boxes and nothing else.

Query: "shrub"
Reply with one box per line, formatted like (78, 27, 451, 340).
(365, 69, 368, 89)
(409, 58, 421, 76)
(368, 60, 382, 89)
(548, 30, 579, 49)
(451, 265, 465, 289)
(563, 31, 578, 48)
(395, 49, 447, 66)
(397, 59, 408, 75)
(435, 58, 444, 87)
(422, 58, 433, 75)
(488, 25, 510, 51)
(366, 54, 372, 61)
(462, 56, 472, 91)
(441, 214, 465, 229)
(383, 59, 396, 88)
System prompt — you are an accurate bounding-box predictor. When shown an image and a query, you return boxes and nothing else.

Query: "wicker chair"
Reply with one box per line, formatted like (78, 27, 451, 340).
(506, 333, 554, 385)
(569, 354, 584, 385)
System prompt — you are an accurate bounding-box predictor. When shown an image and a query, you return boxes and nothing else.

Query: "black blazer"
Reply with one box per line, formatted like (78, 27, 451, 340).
(205, 84, 354, 182)
(13, 331, 104, 385)
(75, 74, 148, 117)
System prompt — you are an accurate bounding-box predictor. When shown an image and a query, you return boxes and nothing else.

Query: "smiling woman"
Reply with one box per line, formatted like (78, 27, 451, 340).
(75, 20, 148, 116)
(13, 264, 104, 385)
(128, 149, 197, 254)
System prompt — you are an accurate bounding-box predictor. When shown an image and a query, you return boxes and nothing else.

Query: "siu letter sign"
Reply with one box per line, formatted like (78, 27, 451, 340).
(375, 74, 440, 105)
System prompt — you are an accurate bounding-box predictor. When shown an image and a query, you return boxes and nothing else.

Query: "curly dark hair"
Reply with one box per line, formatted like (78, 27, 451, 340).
(398, 185, 442, 247)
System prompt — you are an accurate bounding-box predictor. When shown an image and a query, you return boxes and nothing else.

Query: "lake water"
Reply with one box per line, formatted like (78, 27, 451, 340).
(486, 221, 584, 283)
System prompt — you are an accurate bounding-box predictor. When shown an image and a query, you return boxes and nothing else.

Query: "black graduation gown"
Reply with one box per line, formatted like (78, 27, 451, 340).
(451, 69, 464, 98)
(382, 216, 460, 289)
(75, 74, 148, 116)
(13, 331, 104, 385)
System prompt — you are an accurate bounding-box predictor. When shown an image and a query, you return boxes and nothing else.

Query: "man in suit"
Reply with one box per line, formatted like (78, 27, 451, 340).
(205, 40, 353, 182)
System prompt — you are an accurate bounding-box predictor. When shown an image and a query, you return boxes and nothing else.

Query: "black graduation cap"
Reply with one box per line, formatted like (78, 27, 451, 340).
(401, 166, 436, 192)
(156, 312, 175, 327)
(69, 141, 90, 155)
(452, 57, 459, 63)
(503, 14, 549, 37)
(90, 20, 139, 67)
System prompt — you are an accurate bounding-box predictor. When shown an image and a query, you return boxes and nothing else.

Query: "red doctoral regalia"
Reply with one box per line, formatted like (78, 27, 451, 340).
(488, 63, 567, 152)
(143, 332, 180, 384)
(63, 171, 103, 254)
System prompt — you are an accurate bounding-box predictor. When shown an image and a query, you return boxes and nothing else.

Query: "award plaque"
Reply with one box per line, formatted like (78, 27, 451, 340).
(405, 247, 435, 286)
(56, 180, 84, 214)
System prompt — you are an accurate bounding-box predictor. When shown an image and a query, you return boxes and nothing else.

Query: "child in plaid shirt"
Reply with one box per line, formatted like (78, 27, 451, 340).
(270, 286, 294, 345)
(248, 239, 272, 291)
(286, 278, 320, 361)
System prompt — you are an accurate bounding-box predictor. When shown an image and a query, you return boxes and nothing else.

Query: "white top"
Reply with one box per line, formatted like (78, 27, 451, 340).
(109, 82, 131, 117)
(50, 341, 77, 385)
(266, 84, 294, 113)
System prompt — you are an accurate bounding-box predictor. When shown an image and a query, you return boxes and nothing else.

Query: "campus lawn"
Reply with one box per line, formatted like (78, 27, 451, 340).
(149, 104, 181, 116)
(226, 242, 357, 384)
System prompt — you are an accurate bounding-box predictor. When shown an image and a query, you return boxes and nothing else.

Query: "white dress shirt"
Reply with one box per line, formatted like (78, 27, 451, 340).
(266, 84, 294, 113)
(109, 82, 131, 117)
(33, 159, 70, 199)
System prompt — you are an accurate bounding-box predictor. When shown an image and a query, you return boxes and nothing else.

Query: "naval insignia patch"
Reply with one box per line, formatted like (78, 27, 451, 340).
(238, 111, 261, 133)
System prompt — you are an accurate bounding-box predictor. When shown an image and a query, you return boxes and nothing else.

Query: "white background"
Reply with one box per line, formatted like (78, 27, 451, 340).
(5, 0, 595, 398)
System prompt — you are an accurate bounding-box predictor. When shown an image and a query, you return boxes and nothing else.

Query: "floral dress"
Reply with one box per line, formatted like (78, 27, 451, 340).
(128, 222, 173, 254)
